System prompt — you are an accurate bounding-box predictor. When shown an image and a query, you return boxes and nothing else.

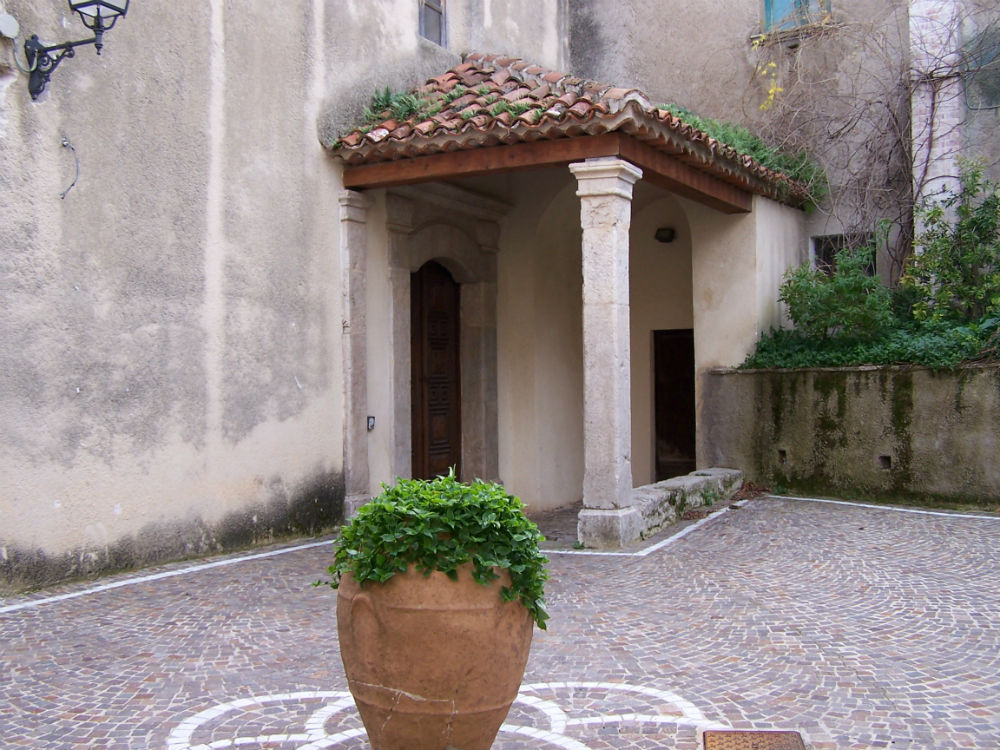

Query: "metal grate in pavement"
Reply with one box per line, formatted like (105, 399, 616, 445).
(703, 730, 806, 749)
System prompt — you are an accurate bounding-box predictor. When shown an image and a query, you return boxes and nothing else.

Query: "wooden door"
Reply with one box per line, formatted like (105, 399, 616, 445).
(653, 329, 696, 480)
(411, 262, 462, 479)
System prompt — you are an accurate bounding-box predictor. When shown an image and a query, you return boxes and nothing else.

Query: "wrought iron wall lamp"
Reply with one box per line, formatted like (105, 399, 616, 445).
(654, 227, 677, 243)
(22, 1, 129, 100)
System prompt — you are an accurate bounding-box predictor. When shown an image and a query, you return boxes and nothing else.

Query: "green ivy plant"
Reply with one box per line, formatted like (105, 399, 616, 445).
(322, 471, 550, 629)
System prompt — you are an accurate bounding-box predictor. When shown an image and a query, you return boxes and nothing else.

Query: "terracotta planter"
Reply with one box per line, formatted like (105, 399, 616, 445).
(336, 563, 533, 750)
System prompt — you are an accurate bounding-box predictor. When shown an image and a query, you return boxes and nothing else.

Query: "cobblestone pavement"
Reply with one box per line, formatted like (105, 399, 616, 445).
(2, 496, 999, 749)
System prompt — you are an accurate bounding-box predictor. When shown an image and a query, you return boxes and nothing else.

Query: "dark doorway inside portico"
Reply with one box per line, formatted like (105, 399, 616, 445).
(653, 328, 696, 480)
(411, 261, 462, 479)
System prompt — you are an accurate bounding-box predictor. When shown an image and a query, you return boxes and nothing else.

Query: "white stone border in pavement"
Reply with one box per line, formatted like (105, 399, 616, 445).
(770, 493, 1000, 521)
(0, 540, 333, 615)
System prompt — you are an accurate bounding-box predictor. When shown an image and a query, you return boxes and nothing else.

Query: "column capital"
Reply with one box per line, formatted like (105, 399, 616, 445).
(338, 189, 373, 223)
(385, 193, 416, 234)
(569, 157, 643, 200)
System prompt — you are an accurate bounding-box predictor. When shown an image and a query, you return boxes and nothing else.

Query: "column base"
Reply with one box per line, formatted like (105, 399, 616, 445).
(577, 507, 645, 549)
(343, 493, 370, 520)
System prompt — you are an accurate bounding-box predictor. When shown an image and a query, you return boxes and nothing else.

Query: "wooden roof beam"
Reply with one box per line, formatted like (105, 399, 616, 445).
(342, 133, 753, 214)
(618, 137, 752, 214)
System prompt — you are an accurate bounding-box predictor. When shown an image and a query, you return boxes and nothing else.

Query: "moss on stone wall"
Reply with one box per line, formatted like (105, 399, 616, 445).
(705, 364, 1000, 508)
(0, 471, 345, 596)
(889, 371, 913, 491)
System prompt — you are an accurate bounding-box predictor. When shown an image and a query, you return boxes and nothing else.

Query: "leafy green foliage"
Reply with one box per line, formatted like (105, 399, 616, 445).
(779, 246, 892, 339)
(746, 171, 1000, 370)
(901, 164, 1000, 324)
(442, 84, 467, 103)
(660, 103, 827, 202)
(743, 323, 994, 369)
(362, 87, 438, 125)
(323, 471, 550, 629)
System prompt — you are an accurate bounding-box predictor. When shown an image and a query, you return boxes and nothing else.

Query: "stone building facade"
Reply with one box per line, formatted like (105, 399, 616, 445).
(0, 0, 995, 590)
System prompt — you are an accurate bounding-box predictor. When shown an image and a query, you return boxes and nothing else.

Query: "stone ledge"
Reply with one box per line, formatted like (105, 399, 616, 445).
(577, 468, 743, 549)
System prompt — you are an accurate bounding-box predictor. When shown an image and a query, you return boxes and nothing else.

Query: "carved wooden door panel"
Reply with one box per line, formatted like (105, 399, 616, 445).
(411, 261, 462, 479)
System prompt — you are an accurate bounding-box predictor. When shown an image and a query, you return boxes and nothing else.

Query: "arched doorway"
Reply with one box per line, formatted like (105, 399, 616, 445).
(410, 261, 462, 479)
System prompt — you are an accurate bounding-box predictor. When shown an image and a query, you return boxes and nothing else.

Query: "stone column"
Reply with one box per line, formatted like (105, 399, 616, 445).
(462, 218, 501, 481)
(910, 0, 963, 206)
(568, 157, 643, 548)
(386, 193, 416, 481)
(339, 190, 372, 516)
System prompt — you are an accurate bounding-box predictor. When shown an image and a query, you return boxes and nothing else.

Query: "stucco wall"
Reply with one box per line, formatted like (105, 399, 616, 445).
(702, 365, 1000, 504)
(688, 195, 805, 372)
(0, 0, 569, 592)
(628, 189, 694, 486)
(568, 0, 757, 122)
(497, 169, 585, 512)
(689, 195, 807, 466)
(0, 0, 347, 592)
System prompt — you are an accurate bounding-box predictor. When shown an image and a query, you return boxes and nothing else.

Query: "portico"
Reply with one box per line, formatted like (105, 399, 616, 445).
(331, 53, 807, 546)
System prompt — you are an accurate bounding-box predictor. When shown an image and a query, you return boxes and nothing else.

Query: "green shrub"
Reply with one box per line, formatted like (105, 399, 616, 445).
(322, 471, 549, 629)
(745, 170, 1000, 370)
(778, 246, 893, 340)
(743, 321, 992, 369)
(902, 164, 1000, 324)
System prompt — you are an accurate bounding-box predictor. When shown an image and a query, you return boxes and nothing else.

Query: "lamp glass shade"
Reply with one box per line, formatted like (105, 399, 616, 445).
(69, 1, 129, 23)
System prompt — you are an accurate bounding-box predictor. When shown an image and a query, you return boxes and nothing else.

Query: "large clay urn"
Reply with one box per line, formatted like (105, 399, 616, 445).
(336, 562, 533, 749)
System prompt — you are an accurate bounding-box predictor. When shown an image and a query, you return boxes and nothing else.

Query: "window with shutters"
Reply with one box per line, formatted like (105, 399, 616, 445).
(764, 0, 832, 32)
(964, 26, 1000, 111)
(419, 0, 445, 46)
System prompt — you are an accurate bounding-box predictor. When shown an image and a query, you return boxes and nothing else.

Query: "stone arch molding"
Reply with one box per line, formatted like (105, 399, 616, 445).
(379, 183, 509, 492)
(407, 221, 481, 282)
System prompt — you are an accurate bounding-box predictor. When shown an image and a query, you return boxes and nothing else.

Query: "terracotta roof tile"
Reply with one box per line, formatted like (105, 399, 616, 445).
(330, 51, 809, 206)
(499, 87, 528, 102)
(451, 93, 478, 109)
(391, 124, 412, 139)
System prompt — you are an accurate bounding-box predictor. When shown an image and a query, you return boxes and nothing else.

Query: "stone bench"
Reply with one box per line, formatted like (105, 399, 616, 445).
(577, 467, 744, 548)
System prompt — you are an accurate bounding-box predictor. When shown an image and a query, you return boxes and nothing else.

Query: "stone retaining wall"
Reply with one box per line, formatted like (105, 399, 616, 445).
(700, 364, 1000, 504)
